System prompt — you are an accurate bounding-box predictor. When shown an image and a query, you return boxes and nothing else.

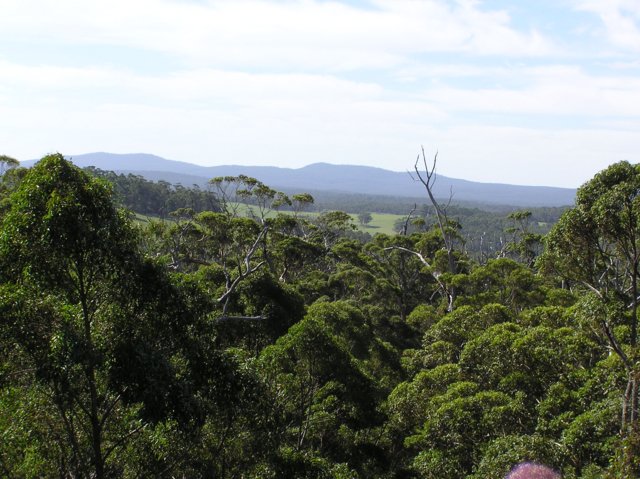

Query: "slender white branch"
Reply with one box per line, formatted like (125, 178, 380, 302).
(217, 225, 269, 307)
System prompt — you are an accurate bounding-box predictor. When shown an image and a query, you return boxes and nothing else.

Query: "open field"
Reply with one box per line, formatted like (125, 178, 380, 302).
(132, 208, 403, 236)
(353, 212, 399, 235)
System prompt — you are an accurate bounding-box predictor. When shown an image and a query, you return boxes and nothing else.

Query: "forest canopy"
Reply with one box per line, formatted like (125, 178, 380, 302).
(0, 153, 638, 478)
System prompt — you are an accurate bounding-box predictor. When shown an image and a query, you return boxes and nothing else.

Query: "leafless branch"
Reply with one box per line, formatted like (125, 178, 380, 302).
(100, 389, 126, 429)
(384, 245, 452, 309)
(401, 203, 417, 236)
(216, 315, 267, 322)
(411, 146, 458, 311)
(413, 148, 449, 248)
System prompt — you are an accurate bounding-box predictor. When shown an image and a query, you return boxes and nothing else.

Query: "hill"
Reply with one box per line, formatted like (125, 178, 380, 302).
(21, 152, 576, 207)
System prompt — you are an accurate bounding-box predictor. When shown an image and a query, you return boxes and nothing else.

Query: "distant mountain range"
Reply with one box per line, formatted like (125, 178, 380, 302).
(21, 152, 576, 208)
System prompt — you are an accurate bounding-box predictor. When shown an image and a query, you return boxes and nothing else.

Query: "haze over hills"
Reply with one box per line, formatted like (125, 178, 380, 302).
(22, 152, 576, 207)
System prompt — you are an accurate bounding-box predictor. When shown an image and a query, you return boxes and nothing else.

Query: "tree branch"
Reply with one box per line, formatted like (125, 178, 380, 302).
(401, 203, 417, 236)
(217, 225, 269, 314)
(410, 146, 458, 311)
(216, 315, 267, 322)
(103, 422, 146, 463)
(384, 245, 452, 308)
(602, 320, 631, 369)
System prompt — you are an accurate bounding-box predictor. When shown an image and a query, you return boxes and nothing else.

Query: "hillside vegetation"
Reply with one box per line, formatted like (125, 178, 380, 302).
(1, 154, 638, 478)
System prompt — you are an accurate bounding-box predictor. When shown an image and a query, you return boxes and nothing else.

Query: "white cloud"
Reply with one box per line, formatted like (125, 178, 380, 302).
(0, 0, 555, 72)
(575, 0, 640, 52)
(0, 61, 125, 90)
(419, 65, 640, 118)
(433, 124, 640, 187)
(0, 59, 386, 110)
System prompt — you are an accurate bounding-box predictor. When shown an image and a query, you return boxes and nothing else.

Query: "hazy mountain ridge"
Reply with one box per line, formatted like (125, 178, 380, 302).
(21, 152, 576, 207)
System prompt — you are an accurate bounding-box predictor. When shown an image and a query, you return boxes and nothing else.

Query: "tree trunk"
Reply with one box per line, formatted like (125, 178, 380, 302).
(78, 263, 105, 479)
(620, 372, 640, 477)
(412, 147, 458, 312)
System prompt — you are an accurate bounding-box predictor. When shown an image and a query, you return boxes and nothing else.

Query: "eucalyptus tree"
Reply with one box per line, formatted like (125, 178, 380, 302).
(502, 210, 543, 268)
(0, 156, 26, 215)
(324, 232, 439, 324)
(454, 258, 544, 314)
(155, 176, 316, 322)
(0, 154, 233, 477)
(311, 210, 357, 249)
(540, 161, 640, 474)
(0, 155, 18, 176)
(208, 174, 290, 222)
(258, 301, 387, 477)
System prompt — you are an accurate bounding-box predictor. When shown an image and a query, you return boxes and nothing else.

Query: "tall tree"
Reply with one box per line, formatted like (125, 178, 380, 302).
(0, 154, 225, 477)
(540, 161, 640, 475)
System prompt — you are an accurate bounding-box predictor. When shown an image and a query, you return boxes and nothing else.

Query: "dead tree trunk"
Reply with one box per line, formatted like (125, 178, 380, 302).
(411, 147, 458, 312)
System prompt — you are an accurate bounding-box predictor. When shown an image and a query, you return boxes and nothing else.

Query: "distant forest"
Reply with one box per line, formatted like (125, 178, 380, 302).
(85, 166, 567, 260)
(2, 154, 638, 478)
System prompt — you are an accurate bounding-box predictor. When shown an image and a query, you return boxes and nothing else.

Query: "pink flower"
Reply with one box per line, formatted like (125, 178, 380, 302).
(506, 462, 561, 479)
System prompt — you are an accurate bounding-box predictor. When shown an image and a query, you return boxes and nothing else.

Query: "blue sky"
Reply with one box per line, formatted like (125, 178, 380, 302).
(1, 0, 639, 187)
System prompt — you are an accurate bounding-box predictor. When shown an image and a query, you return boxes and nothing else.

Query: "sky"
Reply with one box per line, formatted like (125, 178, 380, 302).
(1, 0, 639, 187)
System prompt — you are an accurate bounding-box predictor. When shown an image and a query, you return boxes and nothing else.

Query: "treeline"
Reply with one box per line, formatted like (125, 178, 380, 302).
(390, 203, 563, 260)
(283, 188, 567, 224)
(85, 167, 220, 217)
(83, 168, 567, 258)
(0, 154, 638, 478)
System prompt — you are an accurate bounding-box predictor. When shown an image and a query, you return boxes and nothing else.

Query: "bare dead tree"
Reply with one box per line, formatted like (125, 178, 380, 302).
(410, 147, 458, 311)
(385, 149, 459, 312)
(400, 203, 417, 236)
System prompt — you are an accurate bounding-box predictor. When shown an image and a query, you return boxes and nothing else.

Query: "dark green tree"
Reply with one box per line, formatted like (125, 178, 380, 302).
(258, 301, 386, 477)
(502, 210, 543, 267)
(0, 154, 231, 477)
(357, 212, 373, 226)
(541, 161, 640, 475)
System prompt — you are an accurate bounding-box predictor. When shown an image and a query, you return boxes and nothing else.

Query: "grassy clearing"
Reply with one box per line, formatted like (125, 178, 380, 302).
(130, 207, 403, 236)
(229, 204, 403, 235)
(353, 212, 401, 236)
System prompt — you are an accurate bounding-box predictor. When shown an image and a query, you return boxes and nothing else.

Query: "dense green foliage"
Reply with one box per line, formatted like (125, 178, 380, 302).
(0, 155, 636, 478)
(85, 167, 220, 217)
